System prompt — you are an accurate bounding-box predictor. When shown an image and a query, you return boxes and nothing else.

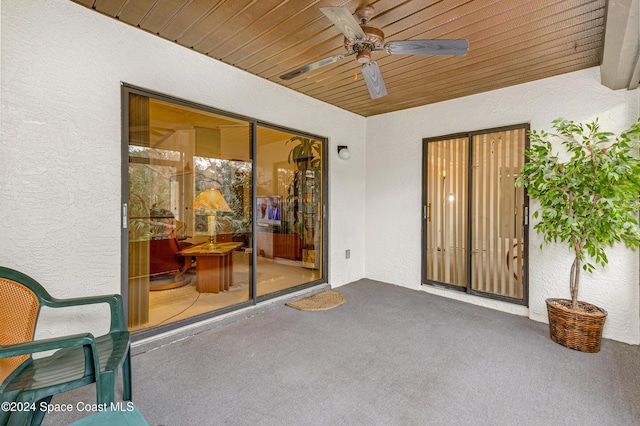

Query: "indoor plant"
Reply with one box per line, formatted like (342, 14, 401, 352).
(516, 117, 640, 352)
(286, 136, 322, 268)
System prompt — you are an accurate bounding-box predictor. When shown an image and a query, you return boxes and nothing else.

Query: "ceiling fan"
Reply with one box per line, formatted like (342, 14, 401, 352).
(280, 6, 469, 99)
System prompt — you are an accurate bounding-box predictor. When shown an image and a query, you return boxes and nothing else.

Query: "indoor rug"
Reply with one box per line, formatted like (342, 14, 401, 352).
(286, 290, 346, 311)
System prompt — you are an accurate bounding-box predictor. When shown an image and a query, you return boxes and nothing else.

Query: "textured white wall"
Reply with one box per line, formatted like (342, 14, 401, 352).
(2, 0, 638, 346)
(365, 67, 640, 344)
(1, 0, 366, 338)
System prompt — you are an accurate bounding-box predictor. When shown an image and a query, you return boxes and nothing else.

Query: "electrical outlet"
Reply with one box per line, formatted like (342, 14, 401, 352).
(345, 249, 350, 259)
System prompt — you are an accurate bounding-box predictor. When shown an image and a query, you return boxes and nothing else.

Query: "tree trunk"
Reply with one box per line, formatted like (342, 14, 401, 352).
(569, 256, 580, 310)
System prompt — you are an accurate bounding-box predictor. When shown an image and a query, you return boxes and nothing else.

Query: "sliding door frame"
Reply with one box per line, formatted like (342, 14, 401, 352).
(121, 83, 328, 340)
(254, 121, 329, 304)
(421, 123, 530, 306)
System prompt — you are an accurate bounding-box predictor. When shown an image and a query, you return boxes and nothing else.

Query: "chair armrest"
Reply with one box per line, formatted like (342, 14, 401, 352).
(178, 241, 194, 250)
(0, 333, 95, 358)
(44, 294, 126, 332)
(0, 333, 100, 378)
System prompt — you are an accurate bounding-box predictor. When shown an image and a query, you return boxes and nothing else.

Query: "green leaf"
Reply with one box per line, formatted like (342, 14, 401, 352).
(518, 117, 640, 305)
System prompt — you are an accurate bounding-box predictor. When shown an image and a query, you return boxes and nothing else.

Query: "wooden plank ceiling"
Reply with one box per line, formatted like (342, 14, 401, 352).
(72, 0, 606, 117)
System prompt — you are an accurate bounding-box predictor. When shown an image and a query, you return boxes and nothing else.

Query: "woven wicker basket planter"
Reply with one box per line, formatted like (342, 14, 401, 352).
(546, 298, 607, 353)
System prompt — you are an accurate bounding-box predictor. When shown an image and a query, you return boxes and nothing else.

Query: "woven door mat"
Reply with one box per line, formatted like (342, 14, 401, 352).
(286, 290, 346, 311)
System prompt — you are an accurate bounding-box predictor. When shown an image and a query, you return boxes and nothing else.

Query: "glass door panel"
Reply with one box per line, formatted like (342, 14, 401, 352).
(425, 138, 468, 287)
(423, 124, 527, 304)
(470, 129, 526, 299)
(127, 93, 252, 332)
(255, 127, 323, 297)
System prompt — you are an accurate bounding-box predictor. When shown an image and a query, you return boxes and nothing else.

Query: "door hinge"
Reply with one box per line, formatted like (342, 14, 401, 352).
(122, 203, 128, 229)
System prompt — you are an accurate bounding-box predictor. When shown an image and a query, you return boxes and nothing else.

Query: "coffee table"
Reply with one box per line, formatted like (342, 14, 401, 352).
(179, 242, 242, 293)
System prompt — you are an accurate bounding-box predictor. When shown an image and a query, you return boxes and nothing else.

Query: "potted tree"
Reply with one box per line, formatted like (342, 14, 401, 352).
(516, 117, 640, 352)
(286, 136, 322, 268)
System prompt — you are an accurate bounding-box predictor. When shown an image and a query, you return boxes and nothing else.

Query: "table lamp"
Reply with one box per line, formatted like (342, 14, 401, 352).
(192, 189, 232, 248)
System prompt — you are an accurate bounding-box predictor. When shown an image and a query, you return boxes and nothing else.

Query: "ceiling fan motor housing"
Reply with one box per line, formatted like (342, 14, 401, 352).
(344, 25, 384, 63)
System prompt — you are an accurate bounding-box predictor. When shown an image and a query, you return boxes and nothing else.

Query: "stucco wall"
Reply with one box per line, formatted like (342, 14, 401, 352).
(1, 0, 366, 338)
(2, 0, 638, 346)
(365, 67, 640, 344)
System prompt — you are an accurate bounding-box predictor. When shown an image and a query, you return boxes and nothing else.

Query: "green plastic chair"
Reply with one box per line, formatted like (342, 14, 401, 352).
(0, 267, 131, 426)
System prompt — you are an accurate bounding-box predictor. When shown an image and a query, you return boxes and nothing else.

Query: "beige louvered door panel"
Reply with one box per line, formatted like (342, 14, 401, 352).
(425, 137, 468, 288)
(424, 125, 527, 304)
(470, 129, 526, 299)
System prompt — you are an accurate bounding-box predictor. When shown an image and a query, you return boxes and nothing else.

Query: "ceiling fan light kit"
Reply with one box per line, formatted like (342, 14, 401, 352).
(279, 5, 469, 99)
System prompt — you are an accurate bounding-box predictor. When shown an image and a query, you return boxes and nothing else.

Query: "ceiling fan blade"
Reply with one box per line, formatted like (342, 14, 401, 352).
(384, 39, 469, 56)
(280, 53, 351, 80)
(361, 61, 387, 99)
(320, 6, 366, 40)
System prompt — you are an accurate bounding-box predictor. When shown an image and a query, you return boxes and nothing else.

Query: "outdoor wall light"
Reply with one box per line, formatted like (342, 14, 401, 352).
(337, 145, 351, 160)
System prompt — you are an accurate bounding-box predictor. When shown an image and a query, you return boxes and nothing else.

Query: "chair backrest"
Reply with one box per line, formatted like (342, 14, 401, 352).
(0, 277, 40, 384)
(167, 234, 182, 254)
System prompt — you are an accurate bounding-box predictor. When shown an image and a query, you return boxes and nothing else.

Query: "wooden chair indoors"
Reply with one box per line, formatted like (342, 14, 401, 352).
(149, 224, 194, 291)
(0, 267, 131, 426)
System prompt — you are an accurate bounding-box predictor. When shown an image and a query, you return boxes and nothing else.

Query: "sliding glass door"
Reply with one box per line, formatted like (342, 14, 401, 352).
(125, 93, 253, 331)
(423, 124, 528, 304)
(255, 126, 324, 297)
(424, 137, 468, 288)
(470, 129, 527, 299)
(123, 86, 326, 336)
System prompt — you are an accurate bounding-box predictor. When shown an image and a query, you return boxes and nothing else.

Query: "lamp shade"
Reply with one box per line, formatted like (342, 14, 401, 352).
(191, 189, 231, 212)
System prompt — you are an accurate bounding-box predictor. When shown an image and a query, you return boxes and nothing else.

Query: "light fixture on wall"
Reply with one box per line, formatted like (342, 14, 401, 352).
(337, 145, 351, 160)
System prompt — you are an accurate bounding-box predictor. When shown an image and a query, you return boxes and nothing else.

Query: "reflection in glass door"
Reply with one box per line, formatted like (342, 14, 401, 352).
(126, 91, 252, 332)
(124, 87, 327, 336)
(423, 125, 528, 304)
(255, 127, 324, 297)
